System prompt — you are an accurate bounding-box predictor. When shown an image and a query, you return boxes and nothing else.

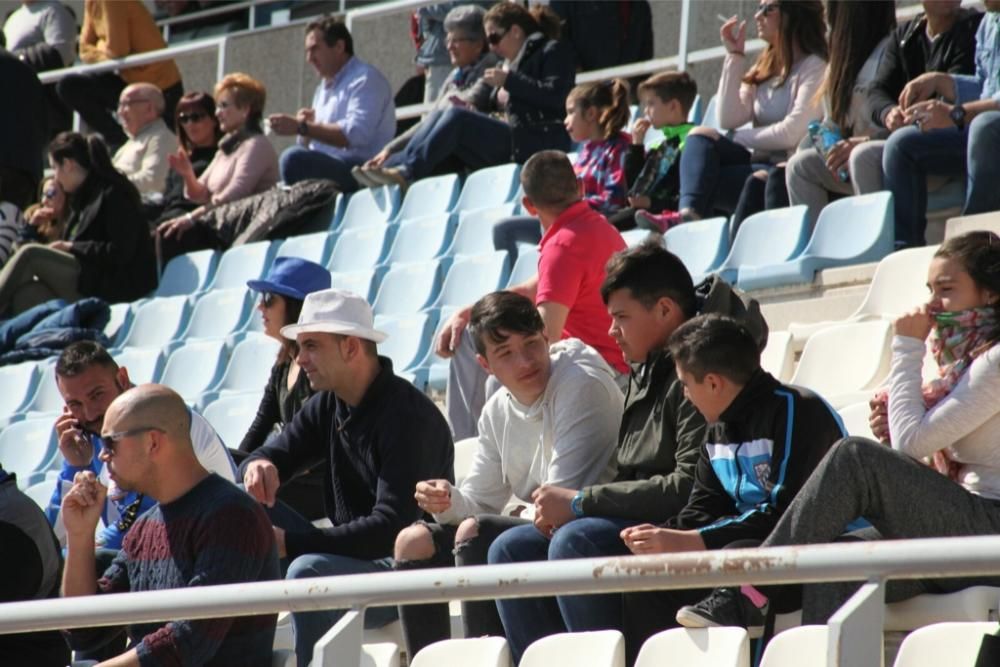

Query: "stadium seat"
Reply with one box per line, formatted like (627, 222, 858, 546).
(891, 622, 996, 667)
(104, 302, 133, 348)
(927, 177, 966, 216)
(374, 312, 438, 385)
(663, 217, 730, 283)
(178, 288, 252, 341)
(22, 480, 53, 510)
(688, 93, 703, 124)
(621, 229, 652, 247)
(760, 330, 794, 382)
(371, 260, 444, 316)
(715, 205, 810, 287)
(422, 305, 457, 392)
(409, 637, 511, 667)
(331, 269, 378, 302)
(787, 245, 939, 345)
(330, 191, 347, 230)
(429, 251, 510, 313)
(453, 163, 522, 213)
(395, 173, 461, 222)
(20, 360, 65, 418)
(115, 295, 191, 351)
(634, 627, 749, 667)
(700, 94, 720, 130)
(159, 340, 231, 405)
(382, 214, 454, 265)
(453, 437, 478, 485)
(0, 418, 58, 487)
(206, 240, 277, 290)
(520, 631, 625, 667)
(837, 401, 876, 440)
(507, 246, 540, 287)
(790, 320, 892, 407)
(338, 185, 401, 231)
(201, 391, 264, 449)
(737, 192, 895, 291)
(445, 204, 518, 257)
(759, 626, 828, 667)
(154, 249, 219, 297)
(361, 642, 401, 667)
(271, 649, 296, 667)
(884, 586, 1000, 631)
(114, 347, 165, 385)
(202, 333, 281, 401)
(0, 361, 40, 417)
(328, 224, 393, 273)
(275, 231, 336, 266)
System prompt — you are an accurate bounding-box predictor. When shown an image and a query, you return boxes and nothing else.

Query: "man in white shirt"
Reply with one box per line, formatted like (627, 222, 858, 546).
(112, 83, 175, 197)
(392, 290, 623, 657)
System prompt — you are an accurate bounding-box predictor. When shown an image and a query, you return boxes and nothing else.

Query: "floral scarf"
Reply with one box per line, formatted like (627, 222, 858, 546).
(922, 306, 997, 408)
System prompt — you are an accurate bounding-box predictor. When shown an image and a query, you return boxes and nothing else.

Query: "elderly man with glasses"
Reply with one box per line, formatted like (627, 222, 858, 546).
(111, 82, 176, 197)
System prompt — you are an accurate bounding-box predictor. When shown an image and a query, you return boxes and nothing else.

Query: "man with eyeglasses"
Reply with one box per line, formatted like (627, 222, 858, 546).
(111, 83, 176, 197)
(61, 383, 279, 666)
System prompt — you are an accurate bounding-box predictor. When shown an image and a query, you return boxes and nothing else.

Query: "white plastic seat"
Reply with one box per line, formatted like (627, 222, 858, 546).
(0, 418, 57, 487)
(208, 240, 276, 290)
(634, 627, 749, 667)
(361, 642, 401, 667)
(179, 288, 252, 341)
(374, 312, 437, 376)
(760, 626, 828, 667)
(160, 340, 230, 405)
(395, 174, 460, 222)
(328, 224, 392, 273)
(429, 251, 510, 312)
(790, 320, 892, 407)
(409, 637, 511, 667)
(383, 214, 453, 265)
(760, 331, 794, 383)
(155, 248, 218, 297)
(836, 401, 876, 440)
(116, 295, 191, 350)
(22, 480, 54, 510)
(454, 437, 478, 485)
(520, 630, 624, 667)
(372, 260, 443, 317)
(507, 246, 540, 287)
(208, 333, 281, 397)
(275, 231, 336, 266)
(338, 185, 400, 231)
(885, 587, 1000, 631)
(446, 204, 518, 256)
(892, 621, 997, 667)
(20, 360, 65, 418)
(0, 361, 40, 416)
(453, 163, 521, 212)
(331, 269, 378, 302)
(114, 347, 164, 385)
(104, 302, 133, 348)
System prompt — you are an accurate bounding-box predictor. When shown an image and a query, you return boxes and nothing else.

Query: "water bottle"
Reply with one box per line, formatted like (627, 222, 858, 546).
(807, 120, 850, 183)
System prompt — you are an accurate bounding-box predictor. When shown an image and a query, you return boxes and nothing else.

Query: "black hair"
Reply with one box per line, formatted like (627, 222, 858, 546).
(48, 132, 141, 210)
(468, 291, 545, 356)
(668, 313, 760, 385)
(307, 15, 354, 54)
(174, 91, 221, 152)
(601, 239, 697, 318)
(935, 231, 1000, 343)
(483, 2, 561, 41)
(277, 295, 304, 365)
(520, 150, 578, 210)
(56, 340, 119, 378)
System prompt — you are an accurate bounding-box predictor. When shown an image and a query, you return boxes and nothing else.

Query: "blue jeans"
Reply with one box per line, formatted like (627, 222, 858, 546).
(491, 215, 541, 265)
(392, 107, 514, 180)
(488, 517, 638, 663)
(279, 145, 361, 192)
(882, 110, 1000, 248)
(678, 133, 769, 218)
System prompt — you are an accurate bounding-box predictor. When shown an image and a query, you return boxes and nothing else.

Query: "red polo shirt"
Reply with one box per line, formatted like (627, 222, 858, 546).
(536, 200, 628, 373)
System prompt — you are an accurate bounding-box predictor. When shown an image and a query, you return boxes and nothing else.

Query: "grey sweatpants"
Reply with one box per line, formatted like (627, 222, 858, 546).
(763, 437, 1000, 622)
(445, 329, 500, 440)
(785, 140, 885, 227)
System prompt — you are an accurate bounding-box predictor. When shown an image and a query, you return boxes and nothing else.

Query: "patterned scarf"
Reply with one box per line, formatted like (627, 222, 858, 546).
(922, 306, 997, 408)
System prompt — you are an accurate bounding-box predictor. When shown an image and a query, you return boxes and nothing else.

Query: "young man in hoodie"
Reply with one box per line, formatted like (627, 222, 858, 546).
(489, 241, 769, 662)
(393, 290, 624, 658)
(618, 314, 845, 663)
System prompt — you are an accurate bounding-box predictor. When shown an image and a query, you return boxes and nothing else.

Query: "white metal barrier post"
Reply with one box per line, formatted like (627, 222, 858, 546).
(828, 579, 887, 667)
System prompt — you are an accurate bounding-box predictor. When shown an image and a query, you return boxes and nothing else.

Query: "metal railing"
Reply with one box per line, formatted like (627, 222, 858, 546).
(1, 536, 999, 666)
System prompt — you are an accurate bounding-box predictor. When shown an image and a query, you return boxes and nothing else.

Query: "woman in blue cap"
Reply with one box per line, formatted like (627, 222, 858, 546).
(238, 256, 331, 518)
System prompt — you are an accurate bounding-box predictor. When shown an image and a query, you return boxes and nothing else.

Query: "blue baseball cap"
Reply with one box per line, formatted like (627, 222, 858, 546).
(247, 257, 331, 301)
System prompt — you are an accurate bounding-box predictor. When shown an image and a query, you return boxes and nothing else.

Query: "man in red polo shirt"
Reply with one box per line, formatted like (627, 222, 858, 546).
(437, 150, 628, 438)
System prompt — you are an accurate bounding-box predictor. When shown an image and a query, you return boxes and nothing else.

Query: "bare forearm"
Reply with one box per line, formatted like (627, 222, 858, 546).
(97, 647, 140, 667)
(62, 534, 98, 597)
(183, 174, 211, 204)
(966, 99, 1000, 122)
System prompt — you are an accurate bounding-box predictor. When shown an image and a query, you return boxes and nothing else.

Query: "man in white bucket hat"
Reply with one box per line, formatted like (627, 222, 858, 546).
(241, 288, 454, 666)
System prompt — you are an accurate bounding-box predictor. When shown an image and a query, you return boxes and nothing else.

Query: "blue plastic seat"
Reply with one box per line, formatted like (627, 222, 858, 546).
(928, 176, 966, 214)
(372, 259, 444, 316)
(338, 185, 400, 231)
(113, 347, 164, 385)
(116, 295, 191, 350)
(737, 192, 895, 291)
(507, 246, 540, 287)
(430, 250, 510, 312)
(330, 269, 378, 302)
(662, 217, 730, 284)
(0, 418, 57, 487)
(701, 94, 720, 130)
(715, 206, 810, 286)
(104, 302, 133, 348)
(446, 204, 518, 257)
(395, 174, 461, 222)
(160, 340, 231, 405)
(382, 214, 454, 265)
(201, 391, 264, 449)
(327, 224, 392, 273)
(374, 312, 438, 384)
(20, 361, 65, 418)
(154, 249, 219, 297)
(0, 361, 41, 418)
(421, 305, 457, 392)
(179, 288, 253, 341)
(207, 240, 277, 290)
(687, 94, 703, 125)
(453, 164, 522, 213)
(204, 333, 281, 401)
(275, 231, 336, 266)
(329, 192, 347, 230)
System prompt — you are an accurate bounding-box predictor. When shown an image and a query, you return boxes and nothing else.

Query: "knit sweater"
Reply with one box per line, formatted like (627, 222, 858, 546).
(195, 131, 279, 206)
(97, 474, 278, 667)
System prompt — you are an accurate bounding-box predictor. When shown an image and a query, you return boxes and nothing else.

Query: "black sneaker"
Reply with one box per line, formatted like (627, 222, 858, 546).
(675, 587, 768, 638)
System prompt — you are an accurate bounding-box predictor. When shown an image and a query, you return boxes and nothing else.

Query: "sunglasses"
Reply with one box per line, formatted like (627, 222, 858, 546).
(43, 187, 58, 199)
(261, 292, 281, 308)
(102, 426, 161, 455)
(178, 111, 208, 124)
(755, 3, 780, 17)
(487, 30, 507, 46)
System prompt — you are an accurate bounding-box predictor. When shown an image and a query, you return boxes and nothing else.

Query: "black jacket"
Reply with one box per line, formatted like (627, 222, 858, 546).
(66, 175, 157, 303)
(241, 357, 454, 560)
(669, 371, 846, 549)
(867, 8, 982, 128)
(495, 33, 575, 162)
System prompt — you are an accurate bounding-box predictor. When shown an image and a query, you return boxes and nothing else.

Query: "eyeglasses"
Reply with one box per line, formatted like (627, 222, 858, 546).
(101, 426, 161, 455)
(755, 3, 780, 17)
(178, 111, 208, 124)
(486, 30, 507, 46)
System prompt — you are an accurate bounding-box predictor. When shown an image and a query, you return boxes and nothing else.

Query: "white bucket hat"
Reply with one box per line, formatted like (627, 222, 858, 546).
(281, 288, 388, 343)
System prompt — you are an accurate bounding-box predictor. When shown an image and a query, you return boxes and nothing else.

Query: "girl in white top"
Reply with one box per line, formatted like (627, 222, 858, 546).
(678, 0, 827, 223)
(786, 1, 897, 225)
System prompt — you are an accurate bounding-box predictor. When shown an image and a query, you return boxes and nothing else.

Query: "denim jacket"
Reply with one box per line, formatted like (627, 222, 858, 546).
(953, 11, 1000, 104)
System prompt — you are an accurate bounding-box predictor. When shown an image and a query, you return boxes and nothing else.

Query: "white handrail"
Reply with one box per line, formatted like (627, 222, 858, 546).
(1, 535, 1000, 635)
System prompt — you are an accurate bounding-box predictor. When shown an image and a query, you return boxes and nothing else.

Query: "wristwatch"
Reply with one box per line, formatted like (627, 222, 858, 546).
(297, 120, 309, 136)
(950, 104, 967, 131)
(570, 490, 585, 518)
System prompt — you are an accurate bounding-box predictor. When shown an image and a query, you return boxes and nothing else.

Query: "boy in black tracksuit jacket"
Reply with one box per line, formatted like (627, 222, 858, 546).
(618, 314, 845, 662)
